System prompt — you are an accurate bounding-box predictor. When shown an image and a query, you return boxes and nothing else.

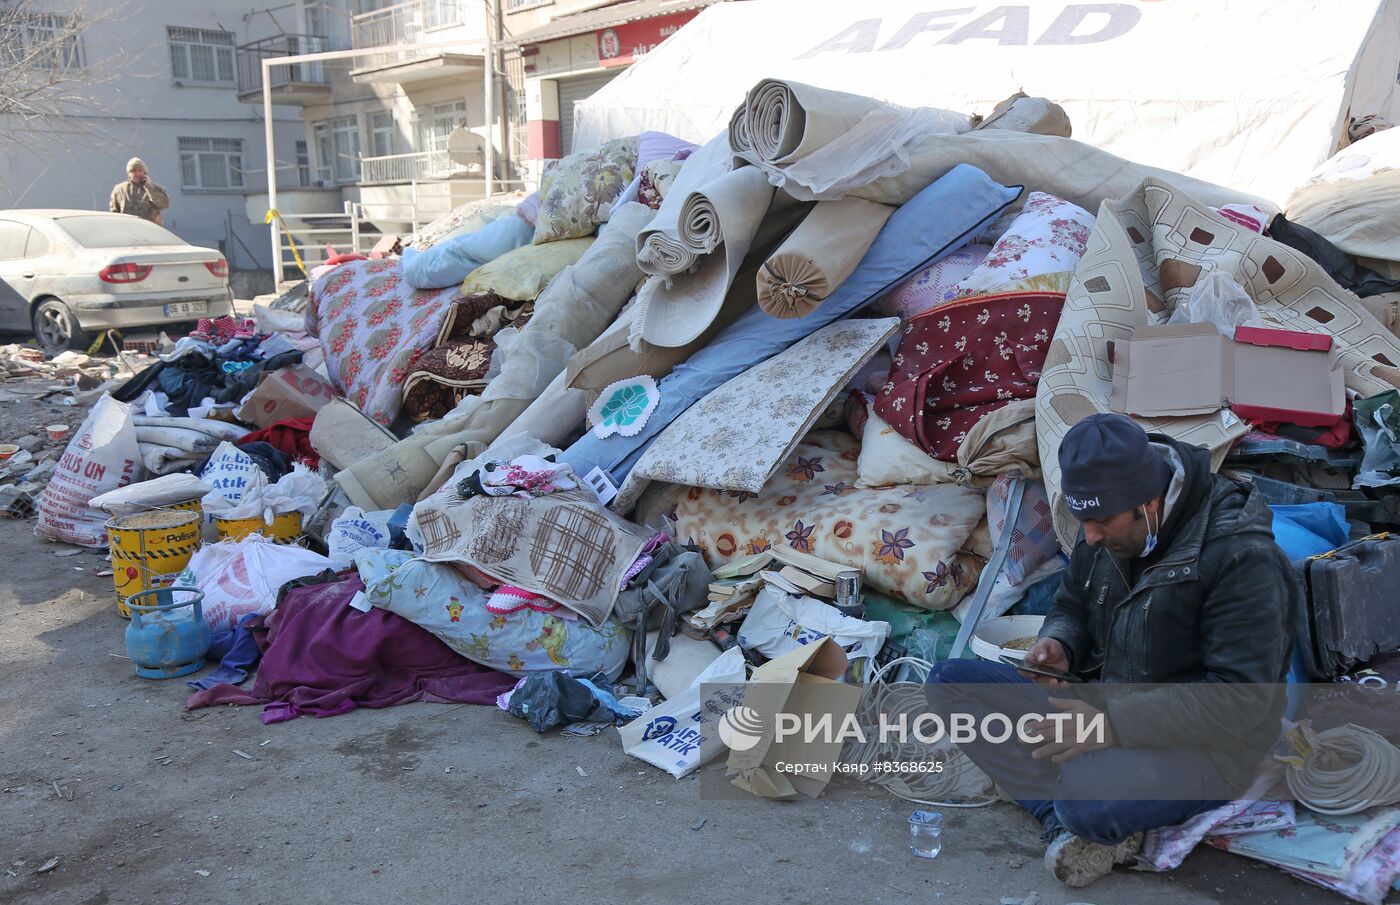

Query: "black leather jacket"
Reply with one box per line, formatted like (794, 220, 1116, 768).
(1039, 435, 1294, 786)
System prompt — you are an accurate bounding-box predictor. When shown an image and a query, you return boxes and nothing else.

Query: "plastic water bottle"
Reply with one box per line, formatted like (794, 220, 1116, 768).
(909, 810, 943, 859)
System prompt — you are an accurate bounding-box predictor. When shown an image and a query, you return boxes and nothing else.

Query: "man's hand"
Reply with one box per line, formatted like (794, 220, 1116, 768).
(1019, 637, 1071, 685)
(1028, 697, 1116, 764)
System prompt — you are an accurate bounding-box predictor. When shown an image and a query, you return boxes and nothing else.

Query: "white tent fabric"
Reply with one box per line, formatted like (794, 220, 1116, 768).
(573, 0, 1400, 205)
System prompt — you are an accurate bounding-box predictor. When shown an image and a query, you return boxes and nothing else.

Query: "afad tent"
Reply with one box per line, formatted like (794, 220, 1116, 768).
(572, 0, 1400, 204)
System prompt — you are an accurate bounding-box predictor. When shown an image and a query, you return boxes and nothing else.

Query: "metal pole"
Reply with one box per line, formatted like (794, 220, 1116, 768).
(483, 0, 495, 197)
(263, 58, 282, 286)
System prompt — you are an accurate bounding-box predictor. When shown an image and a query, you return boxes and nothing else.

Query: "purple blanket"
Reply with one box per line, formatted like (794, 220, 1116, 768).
(186, 572, 515, 722)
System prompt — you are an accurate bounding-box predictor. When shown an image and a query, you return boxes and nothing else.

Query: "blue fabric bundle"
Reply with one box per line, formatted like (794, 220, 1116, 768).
(402, 213, 534, 289)
(562, 163, 1022, 488)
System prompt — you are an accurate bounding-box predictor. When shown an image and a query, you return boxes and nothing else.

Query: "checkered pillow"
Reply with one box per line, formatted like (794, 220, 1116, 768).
(988, 475, 1062, 586)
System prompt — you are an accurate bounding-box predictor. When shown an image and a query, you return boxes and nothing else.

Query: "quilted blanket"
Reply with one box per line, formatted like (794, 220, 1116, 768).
(1037, 178, 1400, 546)
(673, 431, 986, 612)
(308, 258, 460, 425)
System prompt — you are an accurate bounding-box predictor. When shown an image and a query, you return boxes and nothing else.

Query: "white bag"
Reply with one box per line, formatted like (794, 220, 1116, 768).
(619, 646, 747, 779)
(37, 394, 144, 547)
(218, 463, 326, 523)
(200, 441, 266, 503)
(175, 534, 335, 635)
(738, 585, 891, 666)
(327, 506, 391, 568)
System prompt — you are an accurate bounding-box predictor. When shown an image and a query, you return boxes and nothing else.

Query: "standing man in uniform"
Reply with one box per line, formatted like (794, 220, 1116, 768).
(109, 158, 170, 226)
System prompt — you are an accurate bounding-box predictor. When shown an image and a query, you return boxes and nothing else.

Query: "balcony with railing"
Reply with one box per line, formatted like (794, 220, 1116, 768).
(236, 34, 335, 103)
(359, 148, 486, 185)
(350, 0, 488, 84)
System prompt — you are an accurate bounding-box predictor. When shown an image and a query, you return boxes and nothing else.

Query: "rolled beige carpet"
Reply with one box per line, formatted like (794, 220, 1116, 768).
(740, 79, 900, 167)
(633, 166, 775, 348)
(636, 133, 731, 277)
(675, 165, 771, 255)
(756, 197, 894, 319)
(728, 102, 752, 157)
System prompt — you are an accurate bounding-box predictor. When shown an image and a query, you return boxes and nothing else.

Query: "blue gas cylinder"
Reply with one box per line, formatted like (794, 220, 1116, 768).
(123, 586, 212, 679)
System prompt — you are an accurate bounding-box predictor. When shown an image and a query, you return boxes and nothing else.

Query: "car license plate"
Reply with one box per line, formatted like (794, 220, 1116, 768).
(163, 301, 208, 318)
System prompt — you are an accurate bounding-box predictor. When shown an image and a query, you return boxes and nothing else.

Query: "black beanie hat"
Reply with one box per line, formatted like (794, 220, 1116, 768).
(1059, 413, 1173, 520)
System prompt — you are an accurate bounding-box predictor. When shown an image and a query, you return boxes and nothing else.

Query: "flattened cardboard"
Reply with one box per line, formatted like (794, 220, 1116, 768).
(726, 637, 863, 800)
(236, 364, 337, 428)
(1110, 323, 1345, 427)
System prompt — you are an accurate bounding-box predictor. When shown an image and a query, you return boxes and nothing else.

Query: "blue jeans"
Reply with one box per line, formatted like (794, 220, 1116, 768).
(925, 659, 1228, 845)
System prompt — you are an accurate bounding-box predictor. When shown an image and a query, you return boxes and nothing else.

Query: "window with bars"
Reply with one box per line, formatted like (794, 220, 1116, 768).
(505, 0, 554, 11)
(419, 100, 467, 154)
(179, 137, 245, 190)
(313, 116, 361, 185)
(3, 13, 85, 70)
(295, 140, 312, 187)
(167, 26, 235, 85)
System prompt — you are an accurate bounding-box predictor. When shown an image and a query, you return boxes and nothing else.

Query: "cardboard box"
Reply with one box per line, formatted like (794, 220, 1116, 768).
(1110, 323, 1345, 427)
(236, 365, 337, 428)
(726, 638, 864, 800)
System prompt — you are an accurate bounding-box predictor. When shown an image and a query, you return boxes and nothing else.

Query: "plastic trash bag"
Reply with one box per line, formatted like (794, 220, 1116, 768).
(326, 506, 392, 568)
(737, 586, 891, 671)
(1354, 390, 1400, 488)
(1167, 270, 1265, 338)
(503, 671, 641, 733)
(213, 463, 326, 524)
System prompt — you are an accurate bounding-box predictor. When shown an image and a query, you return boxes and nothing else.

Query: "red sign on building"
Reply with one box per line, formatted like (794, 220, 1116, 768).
(597, 10, 699, 68)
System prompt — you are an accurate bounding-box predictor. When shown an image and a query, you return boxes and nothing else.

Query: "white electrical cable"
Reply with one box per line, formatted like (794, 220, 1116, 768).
(1286, 724, 1400, 816)
(844, 655, 999, 809)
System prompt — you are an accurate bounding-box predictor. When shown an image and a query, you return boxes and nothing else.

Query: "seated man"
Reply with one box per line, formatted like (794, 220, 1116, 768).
(926, 413, 1293, 887)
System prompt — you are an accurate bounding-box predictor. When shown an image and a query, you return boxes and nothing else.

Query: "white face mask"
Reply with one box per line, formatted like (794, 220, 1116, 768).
(1139, 505, 1160, 558)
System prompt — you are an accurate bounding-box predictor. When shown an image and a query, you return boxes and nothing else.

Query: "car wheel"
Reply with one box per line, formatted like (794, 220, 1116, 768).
(32, 298, 90, 354)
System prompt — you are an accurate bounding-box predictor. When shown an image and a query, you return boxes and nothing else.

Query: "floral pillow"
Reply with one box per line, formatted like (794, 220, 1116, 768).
(673, 431, 987, 612)
(533, 136, 639, 244)
(873, 244, 992, 320)
(950, 192, 1093, 297)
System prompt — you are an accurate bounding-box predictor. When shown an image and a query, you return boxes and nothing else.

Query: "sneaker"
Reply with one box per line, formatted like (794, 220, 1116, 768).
(1043, 830, 1143, 887)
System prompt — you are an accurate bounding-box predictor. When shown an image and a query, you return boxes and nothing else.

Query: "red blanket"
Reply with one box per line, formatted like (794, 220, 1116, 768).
(240, 416, 319, 468)
(875, 290, 1064, 460)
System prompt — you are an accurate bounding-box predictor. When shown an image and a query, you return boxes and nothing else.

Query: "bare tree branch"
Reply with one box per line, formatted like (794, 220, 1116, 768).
(0, 0, 135, 152)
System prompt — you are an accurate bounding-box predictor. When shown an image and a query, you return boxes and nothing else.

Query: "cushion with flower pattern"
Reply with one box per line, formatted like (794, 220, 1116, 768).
(949, 192, 1093, 298)
(673, 431, 986, 612)
(533, 136, 639, 244)
(307, 257, 460, 425)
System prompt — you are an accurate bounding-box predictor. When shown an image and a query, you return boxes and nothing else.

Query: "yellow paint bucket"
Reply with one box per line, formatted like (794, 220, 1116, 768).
(106, 509, 203, 619)
(213, 511, 302, 545)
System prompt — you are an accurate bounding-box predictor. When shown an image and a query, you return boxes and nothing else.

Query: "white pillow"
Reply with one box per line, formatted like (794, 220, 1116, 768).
(857, 407, 962, 487)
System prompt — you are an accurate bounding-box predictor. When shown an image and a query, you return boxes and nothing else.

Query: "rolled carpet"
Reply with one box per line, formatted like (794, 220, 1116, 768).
(635, 133, 732, 277)
(757, 197, 895, 319)
(740, 79, 903, 166)
(633, 166, 775, 349)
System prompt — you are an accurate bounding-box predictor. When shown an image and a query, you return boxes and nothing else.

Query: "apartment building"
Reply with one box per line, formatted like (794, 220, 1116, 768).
(0, 0, 307, 287)
(249, 1, 502, 236)
(0, 2, 726, 285)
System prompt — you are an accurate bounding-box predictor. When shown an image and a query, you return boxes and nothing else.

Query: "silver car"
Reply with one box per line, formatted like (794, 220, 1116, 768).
(0, 209, 233, 352)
